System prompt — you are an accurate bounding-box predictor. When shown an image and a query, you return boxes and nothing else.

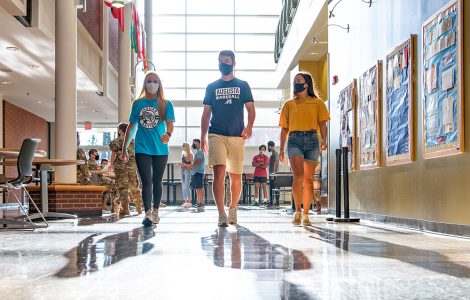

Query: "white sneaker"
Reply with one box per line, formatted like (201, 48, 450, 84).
(228, 207, 237, 225)
(142, 210, 153, 226)
(150, 209, 160, 224)
(218, 212, 228, 227)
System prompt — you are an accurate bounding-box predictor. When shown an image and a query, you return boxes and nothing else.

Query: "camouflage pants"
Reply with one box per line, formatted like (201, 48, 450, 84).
(113, 165, 130, 206)
(127, 165, 143, 206)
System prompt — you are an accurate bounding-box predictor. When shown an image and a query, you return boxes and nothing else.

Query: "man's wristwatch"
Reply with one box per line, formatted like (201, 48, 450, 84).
(166, 132, 172, 137)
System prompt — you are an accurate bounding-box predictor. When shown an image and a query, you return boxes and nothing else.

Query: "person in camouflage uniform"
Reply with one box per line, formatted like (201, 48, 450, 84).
(109, 123, 143, 215)
(88, 148, 116, 211)
(76, 133, 91, 185)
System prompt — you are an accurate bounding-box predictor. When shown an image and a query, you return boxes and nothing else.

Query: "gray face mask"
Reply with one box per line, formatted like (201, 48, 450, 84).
(145, 82, 159, 95)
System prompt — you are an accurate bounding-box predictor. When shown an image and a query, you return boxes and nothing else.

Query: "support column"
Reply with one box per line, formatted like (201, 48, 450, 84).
(118, 4, 132, 122)
(55, 0, 77, 183)
(102, 1, 110, 98)
(145, 0, 153, 62)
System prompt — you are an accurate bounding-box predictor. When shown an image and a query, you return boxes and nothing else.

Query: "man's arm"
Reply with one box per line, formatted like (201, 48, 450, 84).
(241, 102, 255, 139)
(201, 105, 212, 153)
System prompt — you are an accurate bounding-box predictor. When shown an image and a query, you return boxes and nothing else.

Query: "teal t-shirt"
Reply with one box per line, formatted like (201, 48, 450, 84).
(191, 149, 205, 175)
(129, 98, 175, 155)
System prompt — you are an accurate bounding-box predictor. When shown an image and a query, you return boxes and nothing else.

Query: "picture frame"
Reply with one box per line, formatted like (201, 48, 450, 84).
(358, 61, 382, 170)
(422, 0, 464, 158)
(338, 80, 357, 172)
(385, 35, 416, 165)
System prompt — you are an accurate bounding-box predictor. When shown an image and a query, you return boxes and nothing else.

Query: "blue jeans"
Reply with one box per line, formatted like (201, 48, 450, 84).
(181, 169, 191, 200)
(287, 131, 320, 162)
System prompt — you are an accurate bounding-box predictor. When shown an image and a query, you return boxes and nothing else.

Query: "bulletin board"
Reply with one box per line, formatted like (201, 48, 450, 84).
(358, 62, 382, 170)
(422, 0, 464, 159)
(338, 80, 357, 172)
(385, 36, 415, 165)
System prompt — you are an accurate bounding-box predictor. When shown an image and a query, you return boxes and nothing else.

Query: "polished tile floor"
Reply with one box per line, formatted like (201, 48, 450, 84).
(1, 206, 470, 300)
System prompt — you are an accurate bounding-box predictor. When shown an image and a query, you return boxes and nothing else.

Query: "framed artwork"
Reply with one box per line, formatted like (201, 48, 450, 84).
(358, 61, 382, 170)
(422, 0, 464, 158)
(385, 35, 415, 165)
(338, 80, 357, 172)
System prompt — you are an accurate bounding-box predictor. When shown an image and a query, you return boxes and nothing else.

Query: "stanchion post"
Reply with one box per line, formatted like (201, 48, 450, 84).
(342, 146, 350, 219)
(335, 148, 342, 218)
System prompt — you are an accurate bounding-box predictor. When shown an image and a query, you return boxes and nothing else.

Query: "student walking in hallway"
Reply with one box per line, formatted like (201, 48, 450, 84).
(200, 50, 256, 227)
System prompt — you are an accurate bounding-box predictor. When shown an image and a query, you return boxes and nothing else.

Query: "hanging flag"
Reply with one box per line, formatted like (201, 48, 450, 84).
(131, 3, 147, 70)
(104, 1, 124, 32)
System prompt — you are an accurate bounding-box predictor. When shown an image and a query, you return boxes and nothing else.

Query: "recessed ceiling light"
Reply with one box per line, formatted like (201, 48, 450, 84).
(28, 64, 40, 69)
(93, 109, 99, 113)
(1, 81, 12, 85)
(6, 46, 19, 51)
(36, 100, 43, 104)
(317, 41, 328, 44)
(0, 68, 13, 73)
(309, 52, 319, 55)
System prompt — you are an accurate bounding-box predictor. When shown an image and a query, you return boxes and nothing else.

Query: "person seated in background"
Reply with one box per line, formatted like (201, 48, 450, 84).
(88, 148, 116, 211)
(251, 144, 269, 206)
(76, 133, 91, 185)
(100, 158, 109, 171)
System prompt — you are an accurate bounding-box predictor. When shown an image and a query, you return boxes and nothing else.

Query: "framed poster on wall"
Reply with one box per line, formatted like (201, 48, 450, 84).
(338, 80, 357, 172)
(422, 0, 464, 159)
(385, 35, 415, 165)
(358, 61, 382, 170)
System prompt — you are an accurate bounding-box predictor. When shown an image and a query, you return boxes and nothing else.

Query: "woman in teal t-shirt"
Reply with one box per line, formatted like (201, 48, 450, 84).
(122, 71, 175, 226)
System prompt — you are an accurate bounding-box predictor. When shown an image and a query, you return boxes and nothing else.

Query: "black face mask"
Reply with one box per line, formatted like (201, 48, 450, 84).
(192, 144, 197, 149)
(294, 83, 306, 93)
(95, 155, 100, 161)
(219, 63, 233, 76)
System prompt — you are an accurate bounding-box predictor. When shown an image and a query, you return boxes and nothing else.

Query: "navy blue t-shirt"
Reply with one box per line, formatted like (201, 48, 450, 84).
(203, 78, 254, 137)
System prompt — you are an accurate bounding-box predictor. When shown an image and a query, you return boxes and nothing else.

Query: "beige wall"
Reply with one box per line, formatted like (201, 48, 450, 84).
(299, 54, 329, 100)
(328, 0, 470, 224)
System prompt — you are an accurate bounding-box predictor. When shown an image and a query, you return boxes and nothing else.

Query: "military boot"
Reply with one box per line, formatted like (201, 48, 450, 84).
(113, 200, 122, 215)
(120, 202, 130, 216)
(135, 202, 143, 215)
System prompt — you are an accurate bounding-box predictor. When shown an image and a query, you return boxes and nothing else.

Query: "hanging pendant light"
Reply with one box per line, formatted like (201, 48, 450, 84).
(104, 0, 133, 8)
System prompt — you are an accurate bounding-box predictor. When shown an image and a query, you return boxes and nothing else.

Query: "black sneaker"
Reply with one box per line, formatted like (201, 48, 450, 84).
(251, 201, 259, 206)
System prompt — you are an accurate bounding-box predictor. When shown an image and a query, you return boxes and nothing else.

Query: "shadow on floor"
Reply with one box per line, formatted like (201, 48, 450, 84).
(305, 225, 470, 278)
(55, 226, 155, 278)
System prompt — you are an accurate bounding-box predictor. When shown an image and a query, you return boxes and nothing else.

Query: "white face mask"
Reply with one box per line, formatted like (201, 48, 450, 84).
(145, 82, 159, 95)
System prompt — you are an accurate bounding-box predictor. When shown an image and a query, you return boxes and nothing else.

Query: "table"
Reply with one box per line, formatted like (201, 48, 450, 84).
(0, 148, 47, 159)
(0, 158, 84, 219)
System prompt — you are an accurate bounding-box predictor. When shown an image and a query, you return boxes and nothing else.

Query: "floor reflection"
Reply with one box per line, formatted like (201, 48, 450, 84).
(55, 226, 155, 277)
(306, 226, 470, 278)
(201, 226, 311, 270)
(77, 215, 120, 226)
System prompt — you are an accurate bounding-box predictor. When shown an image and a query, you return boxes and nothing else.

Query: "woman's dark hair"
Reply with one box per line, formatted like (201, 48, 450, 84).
(259, 144, 267, 151)
(295, 72, 319, 98)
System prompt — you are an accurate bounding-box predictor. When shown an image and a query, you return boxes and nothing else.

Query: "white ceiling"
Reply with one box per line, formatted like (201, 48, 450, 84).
(0, 6, 117, 124)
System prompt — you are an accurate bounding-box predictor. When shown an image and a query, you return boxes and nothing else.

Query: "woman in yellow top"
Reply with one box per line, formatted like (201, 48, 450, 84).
(279, 72, 330, 226)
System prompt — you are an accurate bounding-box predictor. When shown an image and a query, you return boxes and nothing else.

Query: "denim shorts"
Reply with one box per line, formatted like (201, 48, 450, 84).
(287, 131, 320, 162)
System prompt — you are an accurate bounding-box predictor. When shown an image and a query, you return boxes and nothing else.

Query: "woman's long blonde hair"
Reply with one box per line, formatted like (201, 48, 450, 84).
(138, 71, 167, 122)
(182, 143, 191, 159)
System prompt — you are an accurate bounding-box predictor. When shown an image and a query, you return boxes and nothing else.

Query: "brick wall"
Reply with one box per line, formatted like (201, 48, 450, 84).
(108, 8, 119, 70)
(27, 185, 106, 217)
(77, 0, 102, 49)
(3, 101, 49, 179)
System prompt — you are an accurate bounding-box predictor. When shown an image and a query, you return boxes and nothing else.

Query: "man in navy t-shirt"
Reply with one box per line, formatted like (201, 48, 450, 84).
(201, 50, 256, 227)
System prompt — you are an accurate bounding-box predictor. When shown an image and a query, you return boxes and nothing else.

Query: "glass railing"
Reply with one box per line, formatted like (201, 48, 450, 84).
(274, 0, 300, 63)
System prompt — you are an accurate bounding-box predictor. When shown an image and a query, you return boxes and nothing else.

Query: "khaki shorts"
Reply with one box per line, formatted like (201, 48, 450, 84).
(208, 133, 244, 174)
